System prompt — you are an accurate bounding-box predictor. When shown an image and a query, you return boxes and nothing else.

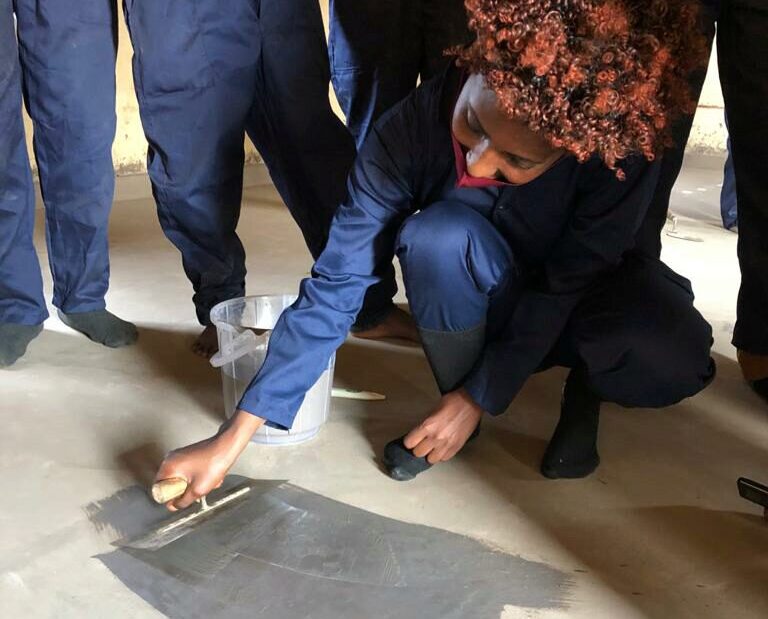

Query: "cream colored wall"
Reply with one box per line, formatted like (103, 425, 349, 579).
(22, 3, 725, 176)
(111, 17, 150, 174)
(687, 45, 727, 155)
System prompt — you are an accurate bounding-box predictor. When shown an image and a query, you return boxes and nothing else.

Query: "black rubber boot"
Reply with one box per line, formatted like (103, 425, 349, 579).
(541, 367, 601, 479)
(750, 378, 768, 404)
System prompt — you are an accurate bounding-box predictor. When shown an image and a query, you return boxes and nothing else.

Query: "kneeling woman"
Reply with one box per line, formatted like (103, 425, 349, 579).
(157, 0, 714, 507)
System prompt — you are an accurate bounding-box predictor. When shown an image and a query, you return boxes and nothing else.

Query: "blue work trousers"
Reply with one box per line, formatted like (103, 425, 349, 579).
(397, 204, 715, 408)
(721, 118, 738, 230)
(124, 0, 393, 326)
(0, 0, 117, 325)
(328, 0, 471, 148)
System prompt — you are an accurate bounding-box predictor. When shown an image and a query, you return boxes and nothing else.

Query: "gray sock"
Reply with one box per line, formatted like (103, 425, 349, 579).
(58, 309, 138, 348)
(0, 323, 44, 367)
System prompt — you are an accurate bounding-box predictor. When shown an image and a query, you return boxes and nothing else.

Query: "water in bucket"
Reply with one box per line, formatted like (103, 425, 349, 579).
(209, 295, 335, 445)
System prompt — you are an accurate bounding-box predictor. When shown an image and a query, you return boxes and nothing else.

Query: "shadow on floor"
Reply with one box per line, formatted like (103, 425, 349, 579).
(501, 503, 768, 618)
(27, 317, 765, 617)
(708, 351, 768, 422)
(465, 371, 768, 617)
(114, 441, 168, 489)
(333, 335, 768, 617)
(332, 338, 567, 479)
(133, 325, 223, 421)
(333, 338, 436, 458)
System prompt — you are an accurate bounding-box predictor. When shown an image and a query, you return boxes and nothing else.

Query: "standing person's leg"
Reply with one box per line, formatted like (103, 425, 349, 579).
(634, 5, 717, 258)
(328, 0, 470, 148)
(328, 0, 469, 340)
(0, 1, 45, 365)
(328, 0, 420, 148)
(248, 0, 409, 340)
(720, 117, 738, 230)
(123, 0, 258, 357)
(543, 255, 715, 478)
(718, 0, 768, 400)
(420, 0, 472, 81)
(15, 0, 137, 347)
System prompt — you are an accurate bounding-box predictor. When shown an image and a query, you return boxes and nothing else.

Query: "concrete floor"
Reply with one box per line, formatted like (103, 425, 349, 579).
(1, 162, 767, 618)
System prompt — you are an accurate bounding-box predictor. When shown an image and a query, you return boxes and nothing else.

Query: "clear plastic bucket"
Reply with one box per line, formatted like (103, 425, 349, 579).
(209, 295, 334, 445)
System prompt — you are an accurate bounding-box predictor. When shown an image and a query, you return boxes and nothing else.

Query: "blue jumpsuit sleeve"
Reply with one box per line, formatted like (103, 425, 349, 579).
(463, 157, 661, 415)
(236, 104, 420, 429)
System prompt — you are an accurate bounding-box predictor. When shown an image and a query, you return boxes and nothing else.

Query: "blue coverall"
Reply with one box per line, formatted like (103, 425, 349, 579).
(123, 0, 393, 328)
(0, 0, 117, 325)
(237, 65, 715, 430)
(721, 125, 738, 230)
(328, 0, 472, 148)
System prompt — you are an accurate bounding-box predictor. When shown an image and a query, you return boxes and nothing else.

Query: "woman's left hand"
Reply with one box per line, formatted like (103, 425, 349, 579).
(404, 389, 483, 464)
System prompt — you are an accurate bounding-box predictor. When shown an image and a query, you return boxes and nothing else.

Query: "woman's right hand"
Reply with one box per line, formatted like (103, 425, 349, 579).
(155, 410, 265, 511)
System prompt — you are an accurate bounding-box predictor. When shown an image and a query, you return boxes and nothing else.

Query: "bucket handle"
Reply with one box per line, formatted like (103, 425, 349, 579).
(209, 324, 268, 368)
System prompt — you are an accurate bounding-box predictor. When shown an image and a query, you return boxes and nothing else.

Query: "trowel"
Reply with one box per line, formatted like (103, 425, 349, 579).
(738, 477, 768, 521)
(121, 477, 253, 550)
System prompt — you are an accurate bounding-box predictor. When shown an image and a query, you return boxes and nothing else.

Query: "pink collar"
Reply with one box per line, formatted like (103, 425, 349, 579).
(451, 132, 512, 188)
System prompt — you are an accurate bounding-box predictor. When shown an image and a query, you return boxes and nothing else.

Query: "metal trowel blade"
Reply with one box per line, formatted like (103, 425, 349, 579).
(121, 483, 252, 551)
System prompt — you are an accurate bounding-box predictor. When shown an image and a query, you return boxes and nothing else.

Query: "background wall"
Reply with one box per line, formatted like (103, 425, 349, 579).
(22, 1, 726, 176)
(688, 45, 727, 155)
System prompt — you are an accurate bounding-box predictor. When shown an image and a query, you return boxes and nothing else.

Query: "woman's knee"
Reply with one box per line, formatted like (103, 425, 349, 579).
(397, 204, 478, 260)
(396, 203, 513, 283)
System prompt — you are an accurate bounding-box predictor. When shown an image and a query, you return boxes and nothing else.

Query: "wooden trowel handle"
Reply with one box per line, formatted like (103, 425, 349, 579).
(151, 477, 188, 503)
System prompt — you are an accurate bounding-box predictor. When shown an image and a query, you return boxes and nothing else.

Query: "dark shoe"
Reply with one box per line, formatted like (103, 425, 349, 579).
(738, 350, 768, 404)
(383, 423, 481, 481)
(541, 368, 601, 479)
(750, 378, 768, 403)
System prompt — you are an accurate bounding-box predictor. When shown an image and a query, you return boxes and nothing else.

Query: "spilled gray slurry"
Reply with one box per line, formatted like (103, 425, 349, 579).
(87, 476, 571, 618)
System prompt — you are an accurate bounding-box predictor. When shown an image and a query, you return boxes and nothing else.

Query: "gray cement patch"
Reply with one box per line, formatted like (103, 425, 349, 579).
(86, 476, 571, 618)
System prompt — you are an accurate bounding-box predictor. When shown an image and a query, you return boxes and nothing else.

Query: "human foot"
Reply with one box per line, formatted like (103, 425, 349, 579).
(541, 368, 601, 479)
(751, 379, 768, 403)
(0, 323, 44, 367)
(353, 307, 420, 343)
(383, 389, 483, 481)
(738, 350, 768, 404)
(58, 310, 138, 348)
(193, 324, 219, 359)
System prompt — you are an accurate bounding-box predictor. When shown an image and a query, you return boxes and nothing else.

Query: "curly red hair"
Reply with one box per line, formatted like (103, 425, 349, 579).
(455, 0, 709, 178)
